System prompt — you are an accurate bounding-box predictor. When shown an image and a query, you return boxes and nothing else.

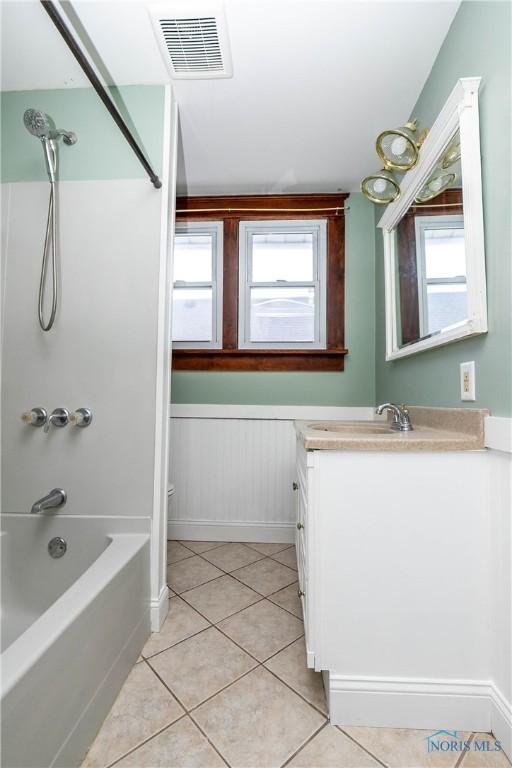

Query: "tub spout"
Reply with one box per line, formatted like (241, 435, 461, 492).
(31, 488, 67, 514)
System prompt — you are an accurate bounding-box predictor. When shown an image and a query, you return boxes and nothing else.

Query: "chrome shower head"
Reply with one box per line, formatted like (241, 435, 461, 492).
(23, 108, 77, 145)
(23, 109, 54, 138)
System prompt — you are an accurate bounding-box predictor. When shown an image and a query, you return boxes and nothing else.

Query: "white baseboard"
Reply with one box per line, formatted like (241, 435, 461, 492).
(150, 585, 169, 631)
(491, 684, 512, 760)
(167, 519, 295, 544)
(327, 675, 494, 732)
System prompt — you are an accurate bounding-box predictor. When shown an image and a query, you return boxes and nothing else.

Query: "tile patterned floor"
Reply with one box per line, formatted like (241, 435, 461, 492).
(82, 541, 510, 768)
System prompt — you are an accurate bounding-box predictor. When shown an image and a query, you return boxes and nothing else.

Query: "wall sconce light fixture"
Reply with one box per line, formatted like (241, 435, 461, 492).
(360, 168, 401, 204)
(361, 118, 430, 204)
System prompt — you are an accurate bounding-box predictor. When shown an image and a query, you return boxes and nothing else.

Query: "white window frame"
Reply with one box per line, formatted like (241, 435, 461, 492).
(414, 213, 466, 337)
(238, 219, 327, 350)
(172, 221, 223, 349)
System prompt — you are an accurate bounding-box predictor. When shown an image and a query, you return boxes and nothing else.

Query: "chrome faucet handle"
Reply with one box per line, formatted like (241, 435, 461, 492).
(21, 407, 48, 427)
(69, 408, 93, 428)
(44, 408, 69, 433)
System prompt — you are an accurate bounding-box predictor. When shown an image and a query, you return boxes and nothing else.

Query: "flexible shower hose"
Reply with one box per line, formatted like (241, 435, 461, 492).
(38, 181, 58, 331)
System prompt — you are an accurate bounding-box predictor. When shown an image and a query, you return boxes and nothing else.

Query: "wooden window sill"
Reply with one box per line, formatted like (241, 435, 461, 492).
(172, 348, 348, 371)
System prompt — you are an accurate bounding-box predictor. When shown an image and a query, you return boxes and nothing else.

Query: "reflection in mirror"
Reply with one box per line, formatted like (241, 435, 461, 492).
(395, 130, 465, 347)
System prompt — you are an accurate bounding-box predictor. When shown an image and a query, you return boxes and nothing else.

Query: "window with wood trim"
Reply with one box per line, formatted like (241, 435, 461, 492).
(172, 194, 348, 371)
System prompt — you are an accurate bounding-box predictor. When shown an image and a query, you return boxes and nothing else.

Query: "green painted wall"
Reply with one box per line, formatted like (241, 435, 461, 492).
(1, 85, 164, 182)
(171, 193, 376, 405)
(375, 0, 512, 416)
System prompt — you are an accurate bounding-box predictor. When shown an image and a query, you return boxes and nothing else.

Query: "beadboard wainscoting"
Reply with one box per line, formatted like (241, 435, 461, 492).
(168, 405, 377, 542)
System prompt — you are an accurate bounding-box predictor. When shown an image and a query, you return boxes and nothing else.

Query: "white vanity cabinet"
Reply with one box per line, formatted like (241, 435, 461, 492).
(294, 435, 492, 730)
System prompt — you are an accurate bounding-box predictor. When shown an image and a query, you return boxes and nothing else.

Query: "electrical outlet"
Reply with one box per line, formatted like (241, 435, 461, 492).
(460, 361, 476, 401)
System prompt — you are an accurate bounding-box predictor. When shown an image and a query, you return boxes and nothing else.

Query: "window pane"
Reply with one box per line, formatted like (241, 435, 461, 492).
(426, 284, 468, 334)
(424, 228, 466, 280)
(249, 287, 315, 342)
(172, 287, 213, 342)
(174, 234, 213, 282)
(251, 233, 314, 282)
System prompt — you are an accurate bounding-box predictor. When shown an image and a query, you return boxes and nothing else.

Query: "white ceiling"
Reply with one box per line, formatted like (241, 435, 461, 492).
(1, 0, 460, 194)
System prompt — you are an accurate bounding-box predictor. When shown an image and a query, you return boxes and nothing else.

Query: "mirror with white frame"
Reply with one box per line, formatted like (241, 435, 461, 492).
(378, 78, 487, 360)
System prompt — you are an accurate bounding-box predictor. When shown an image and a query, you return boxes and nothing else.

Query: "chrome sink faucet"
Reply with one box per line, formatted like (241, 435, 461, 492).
(376, 403, 413, 432)
(31, 488, 67, 514)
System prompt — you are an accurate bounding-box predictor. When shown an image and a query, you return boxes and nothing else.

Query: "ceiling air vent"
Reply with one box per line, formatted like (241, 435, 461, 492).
(149, 2, 233, 80)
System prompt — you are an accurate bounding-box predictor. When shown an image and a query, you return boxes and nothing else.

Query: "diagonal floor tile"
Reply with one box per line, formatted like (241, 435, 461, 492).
(142, 597, 210, 659)
(218, 599, 303, 661)
(167, 555, 223, 594)
(462, 733, 511, 766)
(342, 726, 471, 767)
(231, 557, 297, 596)
(245, 542, 293, 556)
(115, 716, 227, 767)
(268, 582, 302, 618)
(149, 626, 256, 710)
(81, 662, 183, 768)
(167, 541, 195, 564)
(288, 724, 380, 767)
(193, 666, 325, 768)
(201, 542, 264, 572)
(179, 540, 224, 554)
(271, 545, 297, 570)
(265, 637, 327, 713)
(180, 574, 261, 623)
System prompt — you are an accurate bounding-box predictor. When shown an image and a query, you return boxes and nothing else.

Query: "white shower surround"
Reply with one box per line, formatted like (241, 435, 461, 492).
(1, 86, 176, 766)
(1, 86, 175, 629)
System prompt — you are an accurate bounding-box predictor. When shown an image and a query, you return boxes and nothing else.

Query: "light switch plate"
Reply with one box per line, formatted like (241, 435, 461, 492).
(460, 361, 476, 401)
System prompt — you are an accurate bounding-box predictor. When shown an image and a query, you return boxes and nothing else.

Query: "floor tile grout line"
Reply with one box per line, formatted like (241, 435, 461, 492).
(145, 650, 262, 741)
(104, 712, 189, 768)
(174, 589, 306, 669)
(164, 591, 284, 667)
(144, 615, 312, 721)
(180, 588, 267, 624)
(280, 720, 330, 768)
(196, 547, 269, 575)
(174, 570, 302, 621)
(170, 539, 226, 555)
(455, 733, 476, 768)
(143, 622, 214, 662)
(199, 543, 271, 570)
(179, 575, 303, 625)
(171, 556, 298, 606)
(244, 541, 294, 556)
(178, 571, 264, 600)
(186, 710, 232, 768)
(193, 545, 297, 583)
(262, 659, 328, 718)
(337, 727, 390, 768)
(226, 566, 298, 600)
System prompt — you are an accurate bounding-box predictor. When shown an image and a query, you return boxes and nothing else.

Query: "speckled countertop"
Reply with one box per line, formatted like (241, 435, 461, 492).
(295, 406, 489, 452)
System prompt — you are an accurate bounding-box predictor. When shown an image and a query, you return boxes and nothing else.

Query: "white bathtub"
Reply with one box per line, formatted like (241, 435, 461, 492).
(1, 513, 151, 768)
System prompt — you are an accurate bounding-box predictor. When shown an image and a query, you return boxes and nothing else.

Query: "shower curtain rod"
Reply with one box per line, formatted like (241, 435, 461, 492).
(41, 0, 162, 189)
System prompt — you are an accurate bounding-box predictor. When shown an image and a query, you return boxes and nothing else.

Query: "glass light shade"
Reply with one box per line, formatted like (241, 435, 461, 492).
(376, 121, 419, 171)
(441, 137, 461, 169)
(361, 168, 400, 204)
(414, 171, 456, 203)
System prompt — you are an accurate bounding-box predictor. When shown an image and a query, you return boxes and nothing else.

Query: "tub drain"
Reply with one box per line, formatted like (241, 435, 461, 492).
(48, 536, 67, 558)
